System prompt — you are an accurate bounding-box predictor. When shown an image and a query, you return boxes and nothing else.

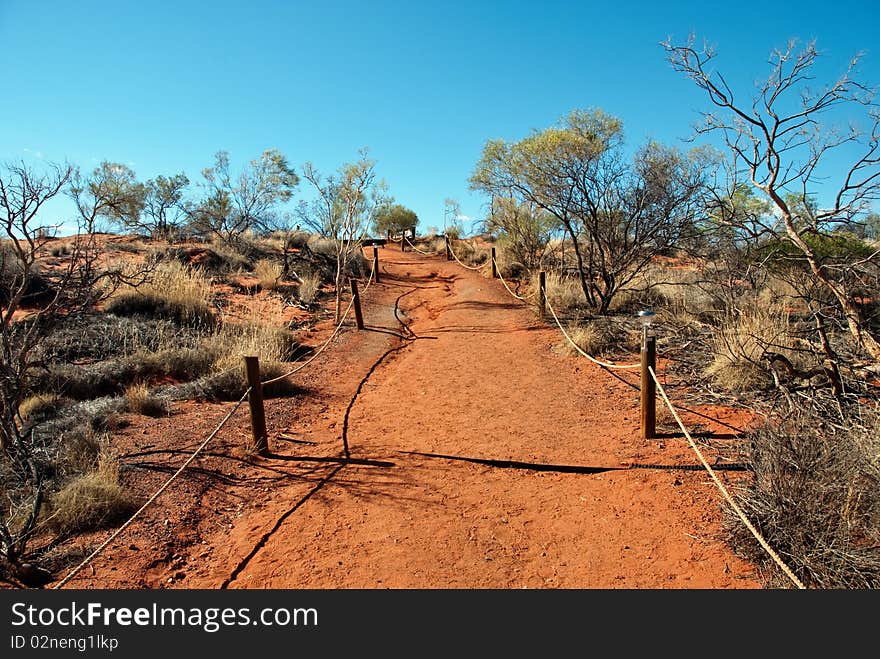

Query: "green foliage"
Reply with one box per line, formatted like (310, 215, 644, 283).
(759, 231, 876, 267)
(374, 204, 418, 235)
(470, 108, 708, 313)
(486, 197, 559, 268)
(189, 149, 299, 243)
(71, 162, 145, 232)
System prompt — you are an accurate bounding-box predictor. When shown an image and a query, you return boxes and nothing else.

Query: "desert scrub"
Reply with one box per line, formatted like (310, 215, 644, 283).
(45, 447, 139, 537)
(704, 303, 798, 392)
(106, 261, 215, 327)
(726, 405, 880, 588)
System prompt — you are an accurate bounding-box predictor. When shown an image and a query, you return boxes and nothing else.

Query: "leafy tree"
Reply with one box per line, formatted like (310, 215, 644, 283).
(374, 204, 418, 236)
(485, 196, 560, 269)
(470, 109, 709, 312)
(71, 162, 144, 233)
(141, 173, 190, 239)
(664, 36, 880, 362)
(189, 149, 299, 243)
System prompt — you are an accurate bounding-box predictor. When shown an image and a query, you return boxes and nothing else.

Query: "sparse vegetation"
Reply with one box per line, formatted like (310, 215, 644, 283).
(46, 448, 139, 537)
(106, 261, 215, 327)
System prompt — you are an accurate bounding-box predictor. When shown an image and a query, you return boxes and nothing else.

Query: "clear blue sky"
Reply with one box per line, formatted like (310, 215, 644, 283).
(1, 0, 878, 234)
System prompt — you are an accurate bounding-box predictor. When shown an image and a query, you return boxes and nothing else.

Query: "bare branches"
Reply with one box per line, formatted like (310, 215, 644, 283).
(664, 35, 880, 362)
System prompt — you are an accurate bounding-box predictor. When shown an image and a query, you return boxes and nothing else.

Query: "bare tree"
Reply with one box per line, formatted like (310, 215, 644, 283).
(300, 150, 390, 322)
(0, 161, 141, 580)
(663, 36, 880, 362)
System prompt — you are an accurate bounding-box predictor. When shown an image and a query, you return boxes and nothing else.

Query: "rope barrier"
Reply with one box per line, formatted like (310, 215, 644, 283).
(361, 252, 378, 293)
(403, 234, 434, 256)
(447, 238, 487, 271)
(543, 288, 641, 370)
(491, 255, 534, 302)
(53, 389, 252, 589)
(648, 365, 806, 589)
(261, 296, 356, 386)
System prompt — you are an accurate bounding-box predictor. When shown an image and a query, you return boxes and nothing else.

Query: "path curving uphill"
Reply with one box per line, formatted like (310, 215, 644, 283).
(205, 245, 761, 589)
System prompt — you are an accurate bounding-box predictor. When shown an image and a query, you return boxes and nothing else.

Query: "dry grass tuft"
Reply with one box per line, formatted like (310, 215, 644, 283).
(704, 304, 795, 392)
(253, 258, 284, 291)
(47, 449, 138, 536)
(19, 394, 70, 423)
(124, 383, 169, 417)
(296, 272, 322, 305)
(530, 271, 582, 312)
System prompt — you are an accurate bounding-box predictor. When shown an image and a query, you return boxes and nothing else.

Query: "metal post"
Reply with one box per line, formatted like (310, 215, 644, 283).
(445, 235, 451, 260)
(350, 279, 364, 330)
(244, 356, 268, 456)
(490, 247, 497, 278)
(539, 271, 546, 320)
(372, 246, 380, 283)
(641, 335, 657, 440)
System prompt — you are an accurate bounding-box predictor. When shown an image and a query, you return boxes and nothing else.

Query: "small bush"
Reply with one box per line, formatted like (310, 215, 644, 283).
(124, 383, 169, 417)
(285, 230, 311, 250)
(296, 272, 322, 305)
(307, 235, 336, 257)
(47, 451, 139, 537)
(726, 406, 880, 588)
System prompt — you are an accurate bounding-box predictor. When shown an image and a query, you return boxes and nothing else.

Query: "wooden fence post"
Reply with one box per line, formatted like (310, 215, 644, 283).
(400, 232, 406, 252)
(372, 246, 380, 283)
(641, 335, 657, 440)
(490, 247, 497, 278)
(244, 356, 268, 456)
(445, 235, 451, 260)
(350, 279, 364, 330)
(539, 271, 546, 320)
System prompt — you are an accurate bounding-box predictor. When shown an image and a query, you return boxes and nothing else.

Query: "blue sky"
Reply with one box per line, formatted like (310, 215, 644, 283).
(1, 0, 878, 235)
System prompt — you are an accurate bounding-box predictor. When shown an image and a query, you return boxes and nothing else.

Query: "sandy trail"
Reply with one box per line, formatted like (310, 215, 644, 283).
(211, 245, 760, 589)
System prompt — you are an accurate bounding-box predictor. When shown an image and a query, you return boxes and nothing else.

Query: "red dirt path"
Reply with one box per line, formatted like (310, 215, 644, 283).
(52, 243, 762, 590)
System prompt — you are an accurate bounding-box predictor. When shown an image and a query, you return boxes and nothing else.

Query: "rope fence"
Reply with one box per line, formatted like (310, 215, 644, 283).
(53, 389, 252, 589)
(402, 234, 434, 256)
(52, 251, 387, 589)
(491, 254, 533, 302)
(428, 236, 804, 587)
(446, 237, 488, 271)
(648, 366, 806, 589)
